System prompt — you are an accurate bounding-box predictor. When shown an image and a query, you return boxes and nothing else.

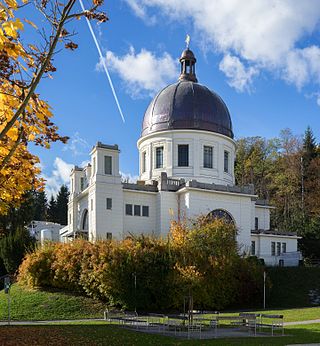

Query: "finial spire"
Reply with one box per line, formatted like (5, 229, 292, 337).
(185, 34, 190, 49)
(178, 43, 198, 83)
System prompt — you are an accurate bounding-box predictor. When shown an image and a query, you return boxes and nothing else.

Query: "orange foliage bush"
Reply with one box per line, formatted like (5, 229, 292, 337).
(18, 218, 263, 310)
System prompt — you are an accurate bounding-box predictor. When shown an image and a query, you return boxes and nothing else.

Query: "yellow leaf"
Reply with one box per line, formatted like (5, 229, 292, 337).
(2, 19, 24, 38)
(4, 0, 17, 9)
(24, 18, 37, 29)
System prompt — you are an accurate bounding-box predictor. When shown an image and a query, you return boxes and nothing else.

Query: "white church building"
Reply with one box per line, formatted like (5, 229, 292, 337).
(61, 47, 301, 266)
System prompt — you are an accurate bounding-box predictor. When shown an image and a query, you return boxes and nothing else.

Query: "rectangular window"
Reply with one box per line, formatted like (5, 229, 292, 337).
(91, 199, 93, 211)
(282, 242, 286, 253)
(251, 241, 256, 256)
(178, 145, 189, 167)
(125, 204, 132, 215)
(203, 145, 213, 168)
(277, 242, 281, 256)
(142, 151, 146, 173)
(255, 217, 259, 231)
(142, 206, 149, 217)
(134, 205, 141, 216)
(224, 151, 229, 173)
(271, 242, 275, 256)
(106, 198, 112, 210)
(80, 177, 85, 191)
(155, 146, 163, 168)
(104, 156, 112, 175)
(106, 232, 112, 240)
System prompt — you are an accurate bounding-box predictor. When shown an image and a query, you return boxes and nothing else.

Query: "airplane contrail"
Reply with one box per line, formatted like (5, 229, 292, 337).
(79, 0, 125, 123)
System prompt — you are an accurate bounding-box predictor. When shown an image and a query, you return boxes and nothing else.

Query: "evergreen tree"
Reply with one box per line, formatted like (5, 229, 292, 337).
(33, 190, 48, 221)
(47, 195, 57, 223)
(0, 191, 35, 234)
(0, 227, 35, 273)
(303, 126, 317, 166)
(56, 185, 70, 225)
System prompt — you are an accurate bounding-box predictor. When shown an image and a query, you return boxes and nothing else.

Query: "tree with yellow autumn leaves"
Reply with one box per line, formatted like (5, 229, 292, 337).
(0, 0, 107, 214)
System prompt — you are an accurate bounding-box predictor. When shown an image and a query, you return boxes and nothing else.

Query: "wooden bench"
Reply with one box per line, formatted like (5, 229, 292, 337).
(104, 309, 126, 324)
(146, 313, 166, 331)
(257, 314, 284, 336)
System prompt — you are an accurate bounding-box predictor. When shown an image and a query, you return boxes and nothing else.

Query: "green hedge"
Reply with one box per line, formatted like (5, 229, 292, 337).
(267, 267, 320, 308)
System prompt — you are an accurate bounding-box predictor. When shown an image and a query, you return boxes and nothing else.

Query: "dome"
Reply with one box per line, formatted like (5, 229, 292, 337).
(141, 49, 233, 139)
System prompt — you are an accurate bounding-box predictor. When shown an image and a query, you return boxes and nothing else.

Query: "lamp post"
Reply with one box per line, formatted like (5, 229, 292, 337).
(263, 271, 266, 309)
(133, 272, 137, 313)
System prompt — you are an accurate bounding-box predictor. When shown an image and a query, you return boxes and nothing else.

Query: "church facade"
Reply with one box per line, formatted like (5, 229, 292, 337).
(61, 48, 301, 266)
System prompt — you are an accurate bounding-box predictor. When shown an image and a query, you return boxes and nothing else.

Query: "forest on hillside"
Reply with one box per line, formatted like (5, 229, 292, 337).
(235, 127, 320, 259)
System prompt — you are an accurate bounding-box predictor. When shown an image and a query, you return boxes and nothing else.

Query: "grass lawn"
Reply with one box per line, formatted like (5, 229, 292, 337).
(1, 284, 320, 324)
(206, 306, 320, 323)
(0, 323, 320, 345)
(0, 284, 106, 321)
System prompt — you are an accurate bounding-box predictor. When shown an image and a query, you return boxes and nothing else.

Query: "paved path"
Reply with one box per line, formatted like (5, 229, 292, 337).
(0, 318, 320, 326)
(0, 318, 104, 325)
(284, 319, 320, 326)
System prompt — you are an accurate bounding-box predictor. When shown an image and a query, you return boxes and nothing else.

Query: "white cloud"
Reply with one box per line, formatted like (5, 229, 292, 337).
(219, 54, 258, 92)
(62, 132, 90, 156)
(97, 46, 178, 98)
(126, 0, 320, 95)
(120, 171, 139, 183)
(124, 0, 156, 25)
(305, 91, 320, 108)
(43, 157, 73, 198)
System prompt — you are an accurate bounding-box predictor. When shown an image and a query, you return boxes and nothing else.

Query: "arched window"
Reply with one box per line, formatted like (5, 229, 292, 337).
(208, 209, 234, 224)
(82, 209, 88, 230)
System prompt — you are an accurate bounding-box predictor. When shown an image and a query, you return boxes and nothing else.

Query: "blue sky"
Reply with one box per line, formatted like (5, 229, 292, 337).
(24, 0, 320, 196)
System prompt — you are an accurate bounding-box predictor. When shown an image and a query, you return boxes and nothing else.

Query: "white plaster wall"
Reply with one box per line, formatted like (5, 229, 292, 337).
(137, 130, 236, 185)
(156, 191, 179, 237)
(178, 188, 253, 251)
(123, 190, 157, 237)
(255, 206, 271, 230)
(251, 234, 300, 266)
(94, 181, 123, 240)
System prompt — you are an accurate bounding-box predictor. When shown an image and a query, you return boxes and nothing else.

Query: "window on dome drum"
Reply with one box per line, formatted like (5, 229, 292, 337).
(155, 146, 163, 168)
(104, 155, 112, 175)
(282, 242, 286, 253)
(125, 204, 132, 215)
(277, 242, 281, 256)
(142, 206, 149, 217)
(271, 242, 275, 256)
(134, 205, 141, 216)
(255, 217, 259, 230)
(251, 241, 256, 256)
(106, 198, 112, 210)
(224, 151, 229, 173)
(178, 144, 189, 167)
(142, 151, 146, 173)
(106, 232, 112, 240)
(203, 145, 213, 168)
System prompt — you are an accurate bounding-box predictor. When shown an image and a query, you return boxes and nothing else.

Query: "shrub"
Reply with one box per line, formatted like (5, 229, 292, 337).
(18, 242, 56, 287)
(18, 218, 263, 311)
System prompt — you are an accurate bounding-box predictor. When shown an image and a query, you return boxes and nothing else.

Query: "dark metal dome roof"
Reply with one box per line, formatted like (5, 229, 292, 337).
(141, 46, 233, 138)
(141, 81, 234, 138)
